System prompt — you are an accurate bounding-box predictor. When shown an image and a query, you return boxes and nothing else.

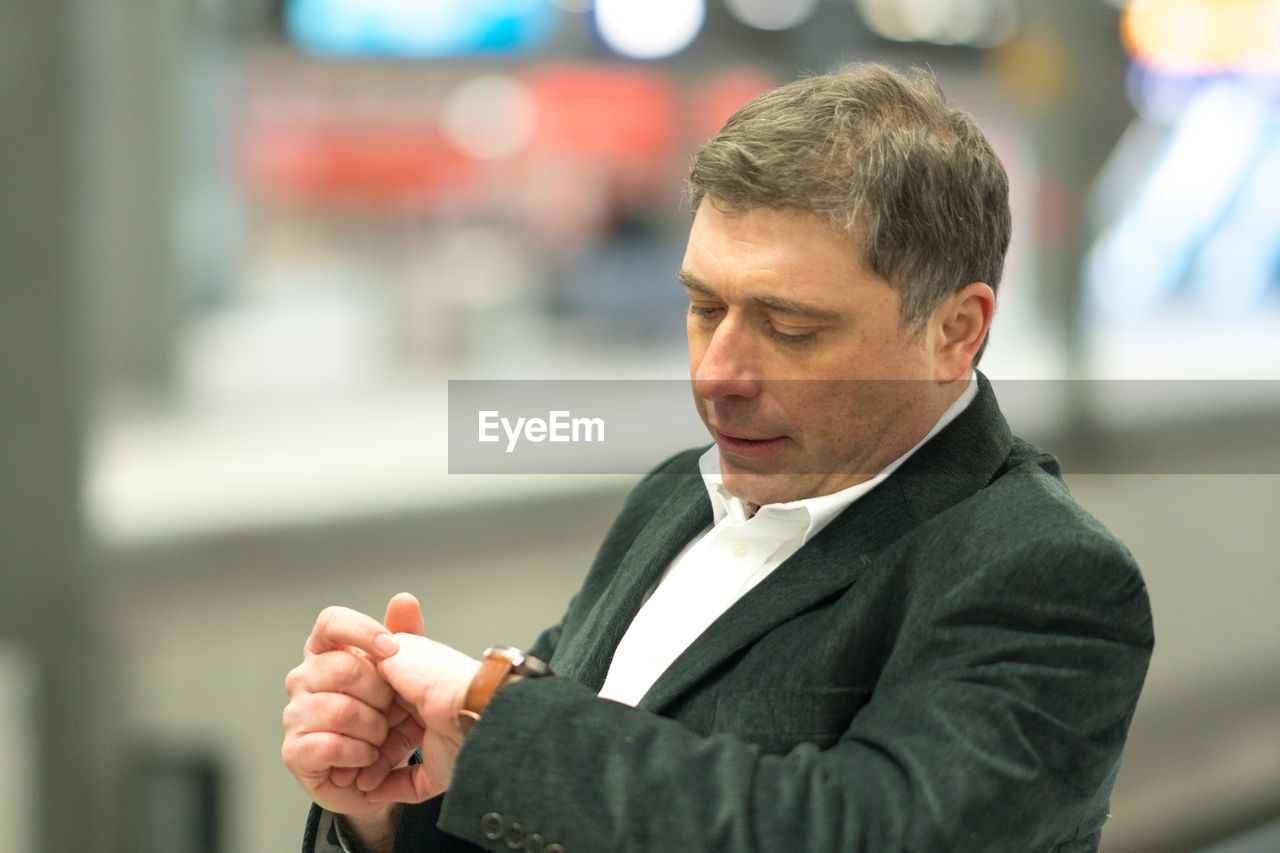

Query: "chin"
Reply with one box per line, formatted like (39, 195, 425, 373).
(720, 470, 804, 507)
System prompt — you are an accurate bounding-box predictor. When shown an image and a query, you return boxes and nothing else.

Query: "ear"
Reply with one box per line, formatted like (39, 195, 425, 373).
(928, 282, 994, 382)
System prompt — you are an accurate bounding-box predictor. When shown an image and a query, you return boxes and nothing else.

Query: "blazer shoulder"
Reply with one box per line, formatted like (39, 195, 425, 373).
(939, 450, 1149, 616)
(984, 442, 1121, 548)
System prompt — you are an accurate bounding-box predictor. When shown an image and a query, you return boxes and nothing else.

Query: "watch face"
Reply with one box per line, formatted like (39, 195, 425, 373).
(516, 654, 551, 678)
(485, 646, 551, 678)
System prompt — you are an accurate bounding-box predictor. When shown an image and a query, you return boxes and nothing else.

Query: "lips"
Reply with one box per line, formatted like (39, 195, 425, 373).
(712, 427, 789, 459)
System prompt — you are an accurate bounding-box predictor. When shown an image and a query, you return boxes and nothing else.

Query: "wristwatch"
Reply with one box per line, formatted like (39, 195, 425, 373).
(458, 646, 551, 734)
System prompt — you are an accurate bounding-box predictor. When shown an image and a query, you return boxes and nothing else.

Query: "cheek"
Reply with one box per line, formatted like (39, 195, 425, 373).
(784, 382, 879, 439)
(773, 387, 835, 434)
(687, 341, 703, 377)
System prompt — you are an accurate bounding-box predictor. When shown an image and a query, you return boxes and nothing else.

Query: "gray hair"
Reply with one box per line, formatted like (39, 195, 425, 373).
(688, 64, 1011, 359)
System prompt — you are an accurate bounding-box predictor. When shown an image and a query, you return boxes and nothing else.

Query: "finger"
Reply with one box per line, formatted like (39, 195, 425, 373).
(329, 767, 359, 788)
(282, 731, 381, 779)
(286, 650, 395, 710)
(383, 592, 424, 637)
(283, 691, 391, 748)
(354, 714, 424, 793)
(305, 605, 398, 660)
(365, 763, 444, 806)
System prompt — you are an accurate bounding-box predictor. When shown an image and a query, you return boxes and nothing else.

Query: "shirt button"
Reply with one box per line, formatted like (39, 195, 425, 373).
(731, 537, 749, 557)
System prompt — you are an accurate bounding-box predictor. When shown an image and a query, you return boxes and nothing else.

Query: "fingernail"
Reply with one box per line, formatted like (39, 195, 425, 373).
(374, 633, 398, 657)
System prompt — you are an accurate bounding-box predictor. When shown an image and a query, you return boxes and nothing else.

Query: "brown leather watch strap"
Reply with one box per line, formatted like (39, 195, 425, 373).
(458, 649, 516, 734)
(458, 646, 550, 734)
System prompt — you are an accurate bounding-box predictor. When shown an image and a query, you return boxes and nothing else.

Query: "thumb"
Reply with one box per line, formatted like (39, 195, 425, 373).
(366, 762, 444, 806)
(383, 592, 424, 637)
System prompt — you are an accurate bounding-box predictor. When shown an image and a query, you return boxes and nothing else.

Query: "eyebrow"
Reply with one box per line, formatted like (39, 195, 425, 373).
(678, 271, 844, 323)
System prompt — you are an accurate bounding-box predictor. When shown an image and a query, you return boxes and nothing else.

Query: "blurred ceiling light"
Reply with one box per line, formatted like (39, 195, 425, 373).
(951, 0, 1019, 47)
(857, 0, 944, 42)
(594, 0, 705, 59)
(1123, 0, 1280, 71)
(441, 75, 538, 160)
(724, 0, 820, 31)
(854, 0, 1019, 47)
(285, 0, 556, 58)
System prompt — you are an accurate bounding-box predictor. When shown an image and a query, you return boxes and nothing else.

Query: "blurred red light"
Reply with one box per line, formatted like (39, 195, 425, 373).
(687, 69, 779, 142)
(524, 66, 678, 161)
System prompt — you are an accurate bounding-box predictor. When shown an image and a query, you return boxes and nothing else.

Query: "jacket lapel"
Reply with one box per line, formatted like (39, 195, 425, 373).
(636, 374, 1014, 713)
(554, 470, 713, 691)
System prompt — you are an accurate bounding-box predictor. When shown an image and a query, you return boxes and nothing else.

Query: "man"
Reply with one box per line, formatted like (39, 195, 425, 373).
(283, 64, 1153, 852)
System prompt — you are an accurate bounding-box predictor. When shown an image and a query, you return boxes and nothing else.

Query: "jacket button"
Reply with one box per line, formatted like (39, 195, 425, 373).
(544, 844, 567, 853)
(522, 833, 545, 853)
(504, 820, 525, 849)
(480, 812, 506, 841)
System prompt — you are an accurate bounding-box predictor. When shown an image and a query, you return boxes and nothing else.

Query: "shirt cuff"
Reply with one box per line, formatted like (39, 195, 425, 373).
(314, 810, 354, 853)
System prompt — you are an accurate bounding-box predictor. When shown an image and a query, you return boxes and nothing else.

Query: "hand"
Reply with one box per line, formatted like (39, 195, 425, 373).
(359, 632, 483, 805)
(281, 595, 424, 817)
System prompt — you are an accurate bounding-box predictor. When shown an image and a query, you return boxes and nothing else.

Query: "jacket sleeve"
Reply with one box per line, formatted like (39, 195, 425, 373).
(424, 535, 1153, 853)
(302, 790, 486, 852)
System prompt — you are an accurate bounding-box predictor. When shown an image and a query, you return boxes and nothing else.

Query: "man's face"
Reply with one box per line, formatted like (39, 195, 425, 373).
(681, 203, 950, 507)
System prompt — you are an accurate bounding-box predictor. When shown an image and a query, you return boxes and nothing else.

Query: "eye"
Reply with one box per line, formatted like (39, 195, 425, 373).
(767, 326, 818, 345)
(688, 304, 724, 321)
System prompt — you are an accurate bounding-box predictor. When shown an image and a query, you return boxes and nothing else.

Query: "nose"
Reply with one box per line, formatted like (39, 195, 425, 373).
(692, 316, 762, 401)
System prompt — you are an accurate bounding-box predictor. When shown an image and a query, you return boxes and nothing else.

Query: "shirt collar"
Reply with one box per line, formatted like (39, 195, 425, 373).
(698, 375, 978, 543)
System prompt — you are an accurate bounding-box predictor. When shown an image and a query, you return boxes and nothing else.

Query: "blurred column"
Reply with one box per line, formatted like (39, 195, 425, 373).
(0, 0, 118, 851)
(77, 0, 182, 400)
(997, 1, 1133, 402)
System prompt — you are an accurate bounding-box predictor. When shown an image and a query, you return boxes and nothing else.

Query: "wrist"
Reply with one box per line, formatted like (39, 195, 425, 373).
(457, 647, 550, 734)
(335, 806, 402, 853)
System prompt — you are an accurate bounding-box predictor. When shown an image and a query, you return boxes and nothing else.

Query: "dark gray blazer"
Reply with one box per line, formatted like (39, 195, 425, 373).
(306, 376, 1154, 852)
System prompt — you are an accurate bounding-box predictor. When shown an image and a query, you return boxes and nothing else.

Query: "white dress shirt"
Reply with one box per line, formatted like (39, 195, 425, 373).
(597, 377, 977, 707)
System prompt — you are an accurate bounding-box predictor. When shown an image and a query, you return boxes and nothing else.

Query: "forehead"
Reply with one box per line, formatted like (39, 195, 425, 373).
(682, 204, 884, 300)
(689, 202, 848, 247)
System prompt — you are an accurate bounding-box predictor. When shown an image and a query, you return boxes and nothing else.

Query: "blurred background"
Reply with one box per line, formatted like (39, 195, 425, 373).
(3, 0, 1279, 850)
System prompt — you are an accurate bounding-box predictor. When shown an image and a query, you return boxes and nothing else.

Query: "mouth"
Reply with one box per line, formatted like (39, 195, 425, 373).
(712, 427, 789, 458)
